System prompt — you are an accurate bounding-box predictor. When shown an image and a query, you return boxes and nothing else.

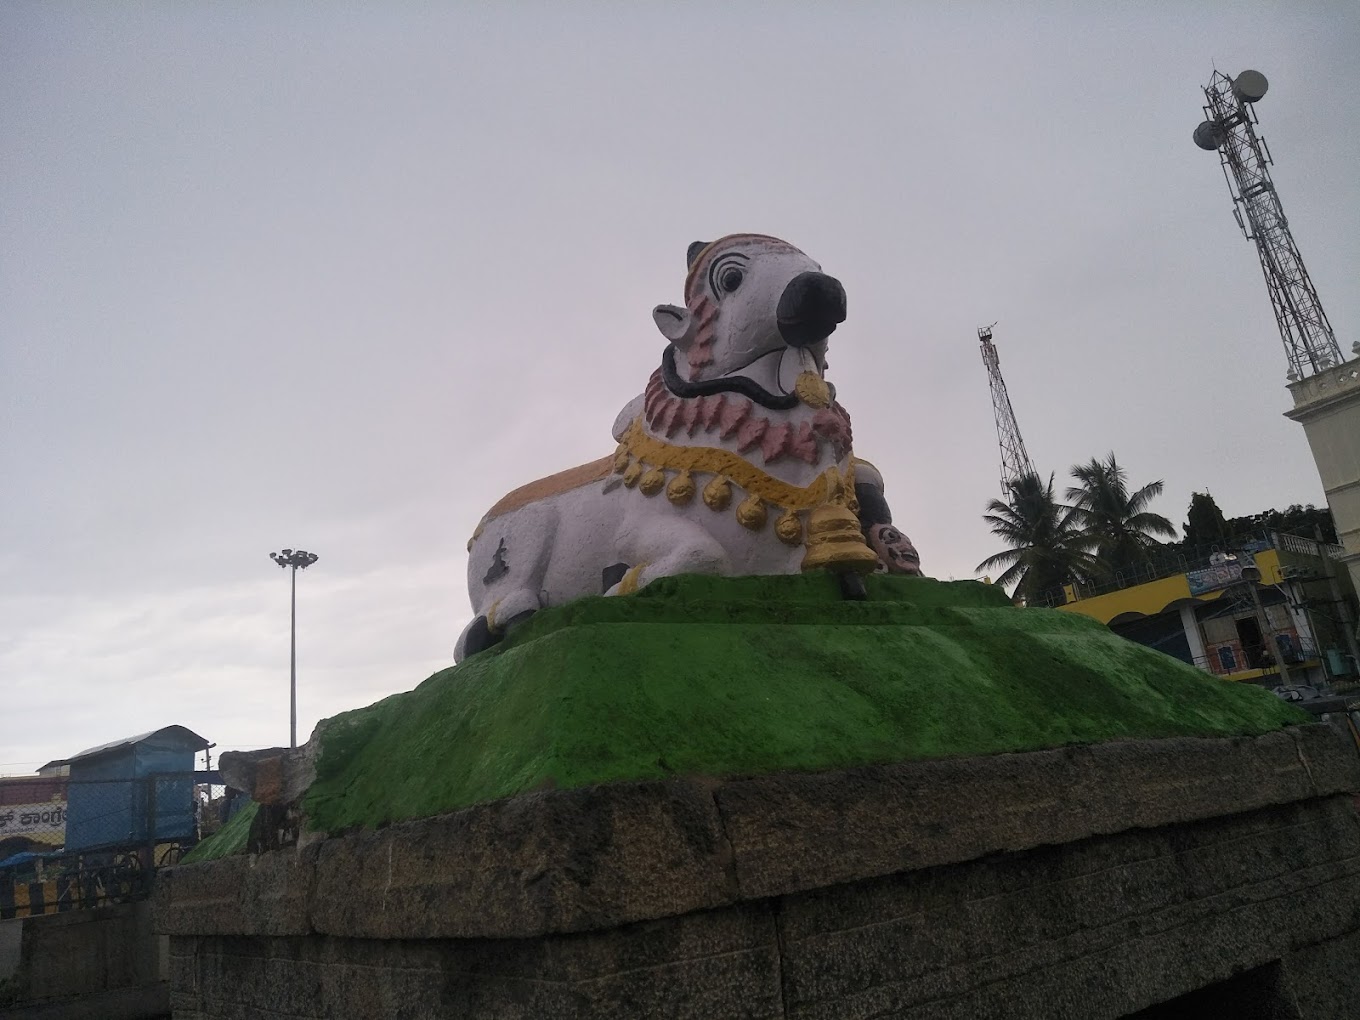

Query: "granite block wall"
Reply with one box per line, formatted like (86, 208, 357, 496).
(156, 726, 1360, 1019)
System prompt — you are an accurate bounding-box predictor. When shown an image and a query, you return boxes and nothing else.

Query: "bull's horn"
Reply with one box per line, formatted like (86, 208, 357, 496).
(686, 241, 710, 268)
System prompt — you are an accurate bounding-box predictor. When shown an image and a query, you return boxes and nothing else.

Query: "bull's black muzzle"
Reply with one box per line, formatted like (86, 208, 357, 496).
(777, 271, 847, 348)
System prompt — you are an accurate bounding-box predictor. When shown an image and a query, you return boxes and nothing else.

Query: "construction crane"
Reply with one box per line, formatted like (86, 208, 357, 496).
(1193, 69, 1345, 381)
(977, 324, 1036, 497)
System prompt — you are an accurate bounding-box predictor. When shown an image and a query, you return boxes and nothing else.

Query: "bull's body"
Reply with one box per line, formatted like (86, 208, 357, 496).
(456, 234, 912, 662)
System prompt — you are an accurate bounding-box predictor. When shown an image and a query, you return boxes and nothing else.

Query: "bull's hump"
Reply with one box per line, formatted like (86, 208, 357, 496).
(482, 456, 615, 524)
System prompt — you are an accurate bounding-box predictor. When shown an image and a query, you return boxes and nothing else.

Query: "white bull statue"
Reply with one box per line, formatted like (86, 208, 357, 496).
(456, 233, 920, 661)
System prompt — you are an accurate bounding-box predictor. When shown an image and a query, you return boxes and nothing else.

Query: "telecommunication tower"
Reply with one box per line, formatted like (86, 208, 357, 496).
(1192, 69, 1344, 380)
(977, 325, 1036, 497)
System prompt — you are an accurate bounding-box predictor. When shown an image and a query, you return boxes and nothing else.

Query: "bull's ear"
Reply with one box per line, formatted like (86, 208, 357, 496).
(652, 304, 694, 345)
(686, 241, 709, 268)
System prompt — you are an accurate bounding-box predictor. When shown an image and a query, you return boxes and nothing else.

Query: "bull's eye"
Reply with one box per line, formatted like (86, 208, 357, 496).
(706, 251, 750, 298)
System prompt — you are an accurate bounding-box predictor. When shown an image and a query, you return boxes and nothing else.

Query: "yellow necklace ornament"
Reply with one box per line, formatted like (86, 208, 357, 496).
(613, 418, 878, 574)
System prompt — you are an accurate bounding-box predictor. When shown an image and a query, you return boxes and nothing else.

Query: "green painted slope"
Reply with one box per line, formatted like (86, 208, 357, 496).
(181, 800, 257, 864)
(301, 574, 1306, 834)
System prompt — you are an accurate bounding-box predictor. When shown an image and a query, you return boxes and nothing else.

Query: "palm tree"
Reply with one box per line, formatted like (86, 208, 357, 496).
(976, 472, 1098, 605)
(1066, 453, 1175, 581)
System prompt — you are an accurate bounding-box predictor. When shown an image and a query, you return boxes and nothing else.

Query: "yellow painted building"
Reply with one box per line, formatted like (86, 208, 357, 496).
(1053, 545, 1345, 684)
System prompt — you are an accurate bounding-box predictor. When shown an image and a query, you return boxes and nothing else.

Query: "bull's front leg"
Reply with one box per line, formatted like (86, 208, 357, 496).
(604, 513, 731, 595)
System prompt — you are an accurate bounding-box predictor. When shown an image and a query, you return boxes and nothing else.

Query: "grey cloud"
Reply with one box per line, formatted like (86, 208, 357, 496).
(2, 4, 1356, 769)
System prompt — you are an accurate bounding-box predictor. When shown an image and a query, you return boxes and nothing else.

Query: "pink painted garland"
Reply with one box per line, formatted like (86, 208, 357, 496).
(642, 369, 854, 466)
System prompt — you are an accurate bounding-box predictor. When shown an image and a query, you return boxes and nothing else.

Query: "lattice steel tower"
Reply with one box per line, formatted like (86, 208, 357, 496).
(1193, 69, 1344, 381)
(977, 325, 1036, 497)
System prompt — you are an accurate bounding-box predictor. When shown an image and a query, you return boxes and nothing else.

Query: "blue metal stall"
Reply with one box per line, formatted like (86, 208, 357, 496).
(57, 726, 210, 853)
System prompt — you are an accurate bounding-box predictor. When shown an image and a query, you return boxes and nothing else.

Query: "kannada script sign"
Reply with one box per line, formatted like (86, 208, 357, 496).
(0, 802, 67, 844)
(1186, 562, 1245, 596)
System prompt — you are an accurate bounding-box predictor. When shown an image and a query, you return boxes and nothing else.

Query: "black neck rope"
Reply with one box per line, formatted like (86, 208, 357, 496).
(660, 344, 804, 411)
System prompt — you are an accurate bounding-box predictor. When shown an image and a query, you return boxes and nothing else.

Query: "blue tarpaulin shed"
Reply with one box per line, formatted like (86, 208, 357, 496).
(54, 726, 210, 853)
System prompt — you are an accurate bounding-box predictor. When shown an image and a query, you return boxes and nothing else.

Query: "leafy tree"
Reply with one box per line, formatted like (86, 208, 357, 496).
(1182, 491, 1230, 548)
(1226, 504, 1337, 545)
(1066, 453, 1175, 579)
(976, 472, 1098, 604)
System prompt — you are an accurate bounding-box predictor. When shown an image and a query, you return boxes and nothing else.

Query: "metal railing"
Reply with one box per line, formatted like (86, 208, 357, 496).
(0, 855, 153, 919)
(0, 770, 219, 919)
(1028, 530, 1341, 609)
(1272, 531, 1346, 560)
(1190, 635, 1321, 678)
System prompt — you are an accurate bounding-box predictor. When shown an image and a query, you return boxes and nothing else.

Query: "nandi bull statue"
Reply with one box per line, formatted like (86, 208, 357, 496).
(456, 233, 920, 660)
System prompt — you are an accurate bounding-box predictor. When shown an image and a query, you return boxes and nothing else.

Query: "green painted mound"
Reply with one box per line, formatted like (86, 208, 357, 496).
(182, 800, 257, 864)
(299, 574, 1307, 835)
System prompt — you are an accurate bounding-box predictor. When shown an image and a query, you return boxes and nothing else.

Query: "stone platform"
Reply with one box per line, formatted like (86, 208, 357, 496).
(155, 724, 1360, 1019)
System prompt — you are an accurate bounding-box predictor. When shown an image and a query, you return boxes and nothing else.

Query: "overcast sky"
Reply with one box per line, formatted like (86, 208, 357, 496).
(3, 3, 1357, 775)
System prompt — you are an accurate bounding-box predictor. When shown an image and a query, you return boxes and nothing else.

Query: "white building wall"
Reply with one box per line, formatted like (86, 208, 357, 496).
(1286, 354, 1360, 639)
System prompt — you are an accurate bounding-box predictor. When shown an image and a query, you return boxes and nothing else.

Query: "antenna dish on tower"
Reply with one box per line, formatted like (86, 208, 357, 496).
(1232, 70, 1268, 103)
(1191, 67, 1343, 380)
(1193, 120, 1227, 151)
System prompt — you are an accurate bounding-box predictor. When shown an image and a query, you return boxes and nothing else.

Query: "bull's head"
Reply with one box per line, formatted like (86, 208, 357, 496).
(651, 234, 846, 410)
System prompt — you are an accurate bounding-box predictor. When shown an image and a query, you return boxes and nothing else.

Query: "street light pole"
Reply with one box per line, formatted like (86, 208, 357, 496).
(1240, 562, 1292, 687)
(269, 548, 319, 748)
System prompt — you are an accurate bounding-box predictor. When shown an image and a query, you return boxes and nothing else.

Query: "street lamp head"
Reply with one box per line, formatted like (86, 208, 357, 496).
(270, 549, 319, 569)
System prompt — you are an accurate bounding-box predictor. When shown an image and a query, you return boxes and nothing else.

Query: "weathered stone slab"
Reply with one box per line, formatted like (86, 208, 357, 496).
(4, 902, 167, 1019)
(218, 745, 317, 808)
(156, 725, 1360, 943)
(1, 984, 171, 1020)
(1281, 927, 1360, 1020)
(715, 725, 1360, 902)
(154, 842, 317, 937)
(309, 777, 735, 939)
(162, 792, 1360, 1019)
(174, 904, 786, 1020)
(775, 795, 1360, 1018)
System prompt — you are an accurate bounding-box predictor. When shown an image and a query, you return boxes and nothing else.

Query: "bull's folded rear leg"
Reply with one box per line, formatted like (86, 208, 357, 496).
(459, 615, 497, 658)
(459, 504, 557, 661)
(485, 586, 542, 638)
(605, 518, 730, 595)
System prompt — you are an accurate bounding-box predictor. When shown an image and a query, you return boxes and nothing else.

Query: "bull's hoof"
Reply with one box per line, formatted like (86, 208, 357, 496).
(465, 610, 541, 658)
(838, 572, 868, 601)
(463, 615, 501, 657)
(601, 562, 630, 592)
